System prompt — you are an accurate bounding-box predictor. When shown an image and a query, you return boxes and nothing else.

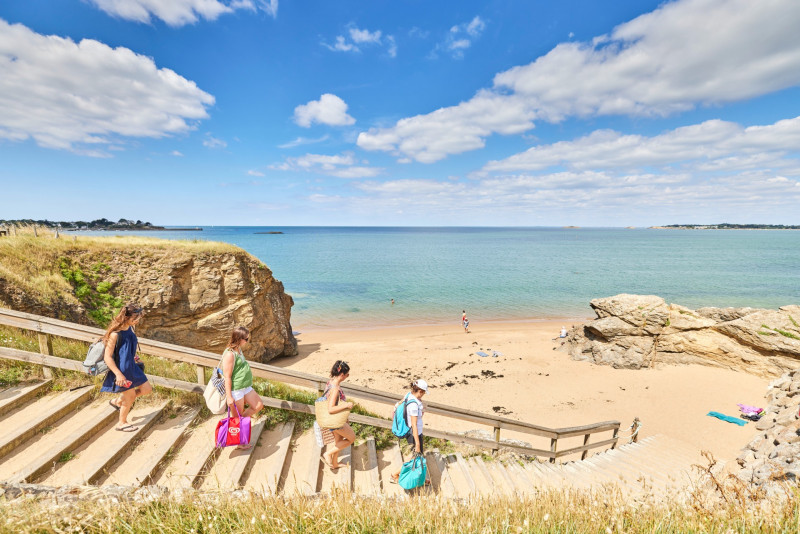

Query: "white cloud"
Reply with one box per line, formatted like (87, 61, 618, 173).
(171, 150, 184, 157)
(293, 94, 356, 128)
(247, 169, 265, 176)
(482, 116, 800, 175)
(278, 134, 329, 148)
(0, 19, 214, 154)
(203, 134, 227, 148)
(270, 152, 382, 178)
(323, 25, 396, 56)
(359, 0, 800, 163)
(438, 16, 486, 58)
(85, 0, 278, 26)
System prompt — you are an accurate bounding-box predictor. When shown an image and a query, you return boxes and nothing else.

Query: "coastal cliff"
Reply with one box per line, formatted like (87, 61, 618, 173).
(0, 236, 296, 362)
(561, 294, 800, 377)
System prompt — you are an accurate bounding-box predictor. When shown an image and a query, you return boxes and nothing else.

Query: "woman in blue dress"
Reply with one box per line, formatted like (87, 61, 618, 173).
(101, 303, 152, 431)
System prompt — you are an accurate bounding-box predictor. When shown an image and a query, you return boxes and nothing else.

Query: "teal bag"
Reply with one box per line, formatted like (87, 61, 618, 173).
(398, 454, 427, 490)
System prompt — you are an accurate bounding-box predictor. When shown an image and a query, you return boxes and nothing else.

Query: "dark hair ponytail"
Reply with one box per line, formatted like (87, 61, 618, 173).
(330, 360, 350, 377)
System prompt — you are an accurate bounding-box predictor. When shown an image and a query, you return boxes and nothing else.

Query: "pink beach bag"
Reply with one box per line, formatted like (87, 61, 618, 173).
(215, 404, 251, 448)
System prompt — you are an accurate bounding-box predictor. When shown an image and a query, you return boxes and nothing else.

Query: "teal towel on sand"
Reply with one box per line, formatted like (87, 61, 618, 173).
(707, 411, 747, 426)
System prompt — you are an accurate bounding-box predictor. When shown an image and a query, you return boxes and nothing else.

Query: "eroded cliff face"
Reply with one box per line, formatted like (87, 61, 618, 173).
(1, 244, 297, 362)
(560, 294, 800, 377)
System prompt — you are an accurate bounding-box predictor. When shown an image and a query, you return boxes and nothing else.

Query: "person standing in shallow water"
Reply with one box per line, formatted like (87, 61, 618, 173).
(222, 326, 264, 449)
(321, 360, 355, 469)
(101, 303, 152, 432)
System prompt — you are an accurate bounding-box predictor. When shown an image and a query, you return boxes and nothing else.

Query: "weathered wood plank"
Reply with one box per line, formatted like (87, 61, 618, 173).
(0, 380, 51, 418)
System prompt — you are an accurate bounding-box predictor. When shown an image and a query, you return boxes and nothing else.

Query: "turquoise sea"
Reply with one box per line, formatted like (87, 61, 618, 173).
(75, 227, 800, 329)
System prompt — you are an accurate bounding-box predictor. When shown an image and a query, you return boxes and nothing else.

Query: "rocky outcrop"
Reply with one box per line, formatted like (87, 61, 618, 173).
(737, 369, 800, 485)
(561, 294, 800, 377)
(0, 242, 296, 362)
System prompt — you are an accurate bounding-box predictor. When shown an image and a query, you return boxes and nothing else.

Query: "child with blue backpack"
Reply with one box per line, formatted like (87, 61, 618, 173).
(389, 379, 430, 485)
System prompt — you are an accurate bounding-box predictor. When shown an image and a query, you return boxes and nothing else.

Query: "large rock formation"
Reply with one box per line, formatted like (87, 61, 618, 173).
(561, 294, 800, 377)
(0, 240, 296, 362)
(737, 369, 800, 485)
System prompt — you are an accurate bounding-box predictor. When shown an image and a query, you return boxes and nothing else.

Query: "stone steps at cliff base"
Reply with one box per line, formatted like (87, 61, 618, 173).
(99, 406, 201, 487)
(0, 380, 51, 418)
(0, 400, 117, 484)
(151, 414, 221, 490)
(39, 402, 168, 486)
(0, 386, 94, 459)
(241, 421, 295, 495)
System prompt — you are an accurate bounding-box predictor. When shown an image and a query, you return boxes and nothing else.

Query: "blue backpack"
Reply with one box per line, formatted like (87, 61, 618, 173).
(392, 394, 414, 438)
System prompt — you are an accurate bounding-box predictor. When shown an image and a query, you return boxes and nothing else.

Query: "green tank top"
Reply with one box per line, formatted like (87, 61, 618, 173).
(225, 348, 253, 391)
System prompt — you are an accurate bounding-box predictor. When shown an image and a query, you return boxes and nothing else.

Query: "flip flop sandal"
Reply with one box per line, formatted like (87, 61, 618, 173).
(115, 424, 138, 432)
(108, 400, 121, 411)
(389, 475, 399, 485)
(321, 457, 339, 470)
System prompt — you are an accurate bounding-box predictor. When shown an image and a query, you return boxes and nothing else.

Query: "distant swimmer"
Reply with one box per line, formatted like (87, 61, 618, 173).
(462, 310, 470, 333)
(391, 298, 395, 305)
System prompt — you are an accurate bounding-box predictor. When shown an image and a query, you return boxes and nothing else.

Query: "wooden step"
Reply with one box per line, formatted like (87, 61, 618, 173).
(100, 406, 201, 487)
(280, 429, 321, 496)
(241, 421, 295, 495)
(352, 437, 381, 497)
(505, 461, 536, 495)
(376, 443, 405, 498)
(0, 400, 117, 483)
(200, 419, 266, 491)
(0, 386, 93, 459)
(465, 457, 495, 498)
(482, 460, 515, 496)
(0, 380, 51, 418)
(40, 401, 167, 486)
(319, 444, 352, 493)
(151, 414, 220, 490)
(426, 450, 455, 498)
(443, 453, 474, 500)
(453, 453, 476, 497)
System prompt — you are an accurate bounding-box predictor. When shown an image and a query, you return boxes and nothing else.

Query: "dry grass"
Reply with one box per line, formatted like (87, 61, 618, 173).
(0, 233, 242, 305)
(0, 484, 797, 533)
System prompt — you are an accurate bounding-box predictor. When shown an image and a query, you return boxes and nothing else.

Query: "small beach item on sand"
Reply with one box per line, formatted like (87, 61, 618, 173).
(707, 411, 747, 426)
(476, 351, 489, 357)
(492, 351, 502, 357)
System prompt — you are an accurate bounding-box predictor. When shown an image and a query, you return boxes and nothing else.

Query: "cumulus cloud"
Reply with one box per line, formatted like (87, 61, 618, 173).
(293, 94, 355, 128)
(0, 19, 214, 154)
(323, 25, 396, 56)
(247, 169, 265, 176)
(359, 0, 800, 162)
(270, 152, 382, 178)
(481, 116, 800, 174)
(86, 0, 278, 26)
(278, 134, 329, 148)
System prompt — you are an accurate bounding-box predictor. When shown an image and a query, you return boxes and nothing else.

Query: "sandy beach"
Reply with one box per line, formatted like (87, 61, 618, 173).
(274, 319, 769, 462)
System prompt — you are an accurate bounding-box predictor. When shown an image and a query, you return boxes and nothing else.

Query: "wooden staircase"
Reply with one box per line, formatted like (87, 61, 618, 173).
(0, 381, 708, 499)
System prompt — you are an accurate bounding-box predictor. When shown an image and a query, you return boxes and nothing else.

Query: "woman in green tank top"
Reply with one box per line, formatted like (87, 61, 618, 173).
(222, 327, 263, 447)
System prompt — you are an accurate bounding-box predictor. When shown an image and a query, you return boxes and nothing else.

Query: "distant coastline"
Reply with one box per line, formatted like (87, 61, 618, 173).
(650, 223, 800, 230)
(0, 218, 201, 231)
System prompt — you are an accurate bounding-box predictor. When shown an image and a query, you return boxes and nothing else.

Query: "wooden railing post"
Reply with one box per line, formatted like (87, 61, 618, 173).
(611, 426, 620, 449)
(581, 433, 590, 460)
(196, 365, 205, 385)
(550, 437, 557, 463)
(37, 333, 53, 379)
(493, 426, 501, 451)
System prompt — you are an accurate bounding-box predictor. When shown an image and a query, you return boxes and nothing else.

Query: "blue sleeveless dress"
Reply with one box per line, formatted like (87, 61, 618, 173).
(100, 328, 148, 392)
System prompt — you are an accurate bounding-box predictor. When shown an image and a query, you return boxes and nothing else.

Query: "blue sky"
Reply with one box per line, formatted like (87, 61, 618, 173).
(1, 0, 800, 226)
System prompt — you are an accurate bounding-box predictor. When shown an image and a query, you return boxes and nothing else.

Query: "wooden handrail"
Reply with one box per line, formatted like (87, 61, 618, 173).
(0, 306, 620, 457)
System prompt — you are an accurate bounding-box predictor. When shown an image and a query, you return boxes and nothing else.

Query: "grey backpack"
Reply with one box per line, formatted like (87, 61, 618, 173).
(83, 339, 109, 376)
